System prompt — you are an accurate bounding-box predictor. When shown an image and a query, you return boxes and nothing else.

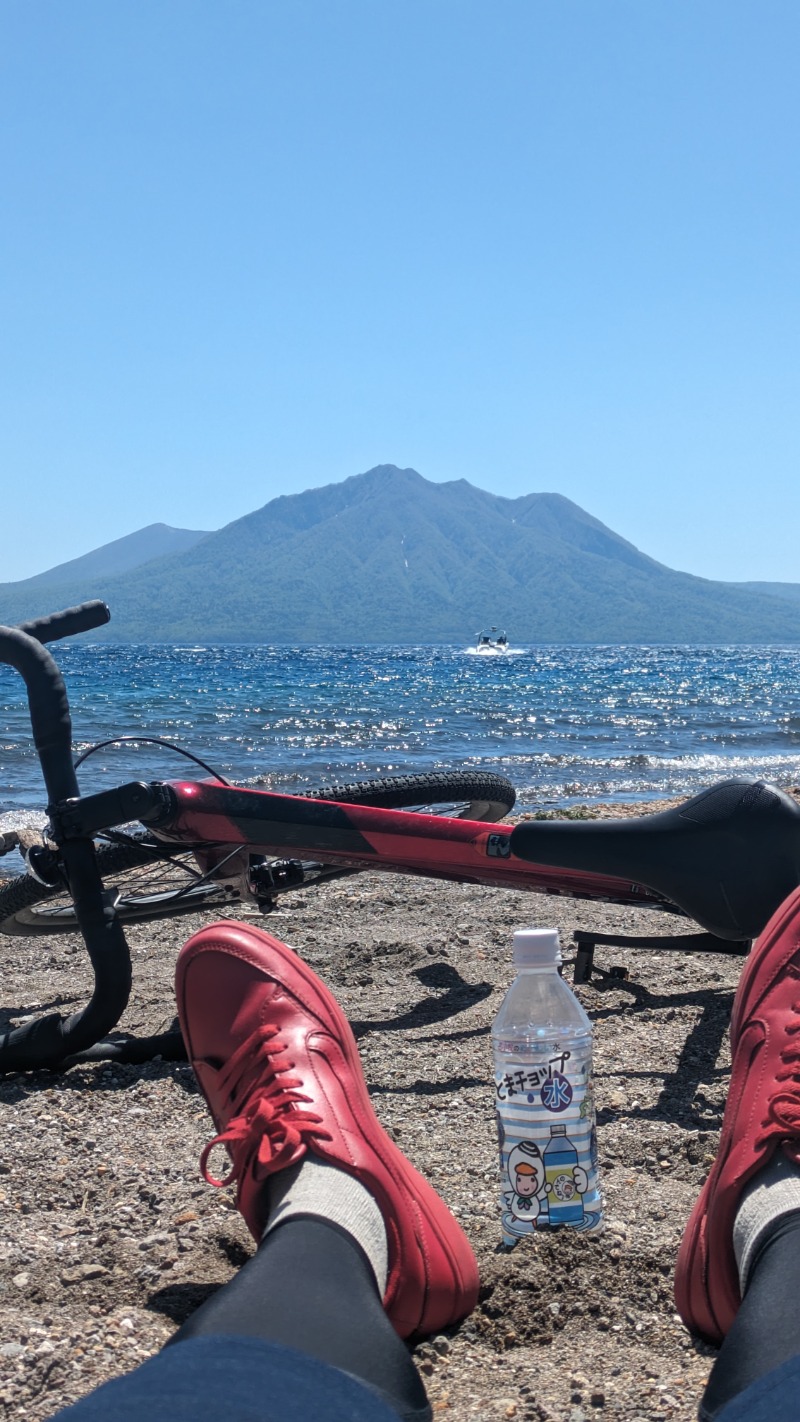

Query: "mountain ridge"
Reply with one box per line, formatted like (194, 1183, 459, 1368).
(2, 523, 211, 591)
(1, 467, 798, 643)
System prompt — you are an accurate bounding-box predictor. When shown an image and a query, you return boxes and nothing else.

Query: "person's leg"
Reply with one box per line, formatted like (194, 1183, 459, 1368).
(673, 884, 800, 1419)
(172, 1214, 431, 1418)
(50, 1335, 403, 1422)
(171, 919, 478, 1416)
(702, 1172, 800, 1418)
(49, 921, 479, 1422)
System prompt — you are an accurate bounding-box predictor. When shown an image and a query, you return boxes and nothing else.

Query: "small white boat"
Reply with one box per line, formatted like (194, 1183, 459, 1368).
(475, 627, 509, 654)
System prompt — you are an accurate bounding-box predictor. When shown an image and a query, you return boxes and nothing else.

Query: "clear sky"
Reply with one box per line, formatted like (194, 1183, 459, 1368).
(2, 1, 798, 584)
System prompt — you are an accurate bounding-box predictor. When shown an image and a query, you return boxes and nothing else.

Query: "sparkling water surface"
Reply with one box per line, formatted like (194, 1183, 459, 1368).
(2, 643, 800, 832)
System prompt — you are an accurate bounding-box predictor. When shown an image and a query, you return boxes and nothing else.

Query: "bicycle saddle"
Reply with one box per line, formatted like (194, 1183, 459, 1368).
(510, 779, 800, 941)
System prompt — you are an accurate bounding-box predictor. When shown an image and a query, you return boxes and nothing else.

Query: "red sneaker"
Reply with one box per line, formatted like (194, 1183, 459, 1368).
(674, 885, 800, 1343)
(729, 885, 800, 1050)
(175, 920, 479, 1339)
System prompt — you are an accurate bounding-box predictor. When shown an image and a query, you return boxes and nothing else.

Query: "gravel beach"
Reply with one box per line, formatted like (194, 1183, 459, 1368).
(0, 800, 764, 1420)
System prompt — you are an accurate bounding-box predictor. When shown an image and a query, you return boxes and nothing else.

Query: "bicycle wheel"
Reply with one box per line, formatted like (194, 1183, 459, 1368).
(298, 769, 515, 822)
(0, 770, 515, 936)
(0, 834, 233, 937)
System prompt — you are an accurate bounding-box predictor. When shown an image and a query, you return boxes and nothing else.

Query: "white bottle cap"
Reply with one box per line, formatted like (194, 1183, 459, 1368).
(513, 927, 561, 967)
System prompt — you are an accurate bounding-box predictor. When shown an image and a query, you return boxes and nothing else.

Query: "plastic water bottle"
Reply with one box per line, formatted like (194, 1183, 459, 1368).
(492, 927, 603, 1244)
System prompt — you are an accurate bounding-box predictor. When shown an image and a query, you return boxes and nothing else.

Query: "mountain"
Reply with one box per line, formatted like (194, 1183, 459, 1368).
(735, 581, 800, 604)
(2, 523, 211, 590)
(1, 466, 799, 643)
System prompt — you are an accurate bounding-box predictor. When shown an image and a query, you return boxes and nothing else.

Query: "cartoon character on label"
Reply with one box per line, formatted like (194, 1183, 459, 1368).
(504, 1135, 588, 1230)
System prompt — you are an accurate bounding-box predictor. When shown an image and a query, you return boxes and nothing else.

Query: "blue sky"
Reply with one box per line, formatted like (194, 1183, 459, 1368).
(2, 1, 798, 584)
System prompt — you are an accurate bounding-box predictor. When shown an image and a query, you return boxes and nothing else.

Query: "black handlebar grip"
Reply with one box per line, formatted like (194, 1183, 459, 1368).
(18, 601, 111, 646)
(0, 612, 134, 1071)
(0, 846, 133, 1069)
(0, 626, 79, 805)
(0, 1012, 75, 1072)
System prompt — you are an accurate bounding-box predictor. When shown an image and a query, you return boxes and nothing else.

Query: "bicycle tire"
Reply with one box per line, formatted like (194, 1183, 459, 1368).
(0, 770, 515, 936)
(298, 770, 515, 822)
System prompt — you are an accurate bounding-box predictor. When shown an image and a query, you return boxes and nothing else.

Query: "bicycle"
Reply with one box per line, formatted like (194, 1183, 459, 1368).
(3, 600, 800, 1072)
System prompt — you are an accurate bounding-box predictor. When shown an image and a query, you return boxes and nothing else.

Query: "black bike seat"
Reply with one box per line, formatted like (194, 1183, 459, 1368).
(510, 779, 800, 941)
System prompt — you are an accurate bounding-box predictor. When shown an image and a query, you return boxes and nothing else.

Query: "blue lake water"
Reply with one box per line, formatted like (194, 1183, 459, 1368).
(2, 643, 800, 831)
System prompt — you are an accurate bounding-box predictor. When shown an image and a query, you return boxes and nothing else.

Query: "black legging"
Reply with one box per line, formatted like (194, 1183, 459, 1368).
(169, 1215, 431, 1422)
(174, 1208, 800, 1422)
(700, 1211, 800, 1421)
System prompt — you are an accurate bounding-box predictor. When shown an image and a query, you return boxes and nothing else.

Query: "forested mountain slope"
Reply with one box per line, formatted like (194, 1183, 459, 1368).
(1, 467, 798, 643)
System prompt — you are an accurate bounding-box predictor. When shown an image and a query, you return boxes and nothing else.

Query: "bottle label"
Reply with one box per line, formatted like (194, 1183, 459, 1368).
(495, 1043, 602, 1242)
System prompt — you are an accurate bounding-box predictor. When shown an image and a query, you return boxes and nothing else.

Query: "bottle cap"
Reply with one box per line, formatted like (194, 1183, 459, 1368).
(513, 927, 561, 967)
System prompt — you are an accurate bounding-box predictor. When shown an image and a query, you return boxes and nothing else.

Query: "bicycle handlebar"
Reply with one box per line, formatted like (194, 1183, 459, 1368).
(18, 600, 110, 647)
(0, 606, 132, 1071)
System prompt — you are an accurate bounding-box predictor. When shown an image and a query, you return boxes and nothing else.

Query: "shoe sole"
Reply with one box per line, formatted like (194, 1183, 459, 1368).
(674, 1139, 728, 1341)
(176, 921, 479, 1337)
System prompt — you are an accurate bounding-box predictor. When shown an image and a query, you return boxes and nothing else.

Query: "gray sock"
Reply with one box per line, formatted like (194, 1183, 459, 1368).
(264, 1156, 389, 1295)
(733, 1149, 800, 1291)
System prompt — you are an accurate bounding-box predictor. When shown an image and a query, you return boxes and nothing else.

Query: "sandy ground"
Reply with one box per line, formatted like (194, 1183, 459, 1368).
(0, 803, 752, 1420)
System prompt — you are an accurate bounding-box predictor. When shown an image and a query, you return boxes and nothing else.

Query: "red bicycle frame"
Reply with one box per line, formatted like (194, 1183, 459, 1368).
(155, 779, 673, 911)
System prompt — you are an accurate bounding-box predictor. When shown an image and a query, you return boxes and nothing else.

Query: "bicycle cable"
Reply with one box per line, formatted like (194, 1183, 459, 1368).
(68, 737, 241, 893)
(73, 735, 233, 785)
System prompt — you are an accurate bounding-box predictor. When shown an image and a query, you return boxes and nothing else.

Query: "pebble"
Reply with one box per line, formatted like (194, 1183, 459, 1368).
(61, 1263, 110, 1285)
(0, 840, 745, 1420)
